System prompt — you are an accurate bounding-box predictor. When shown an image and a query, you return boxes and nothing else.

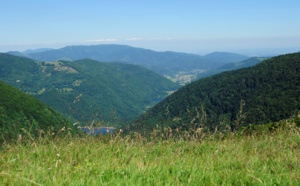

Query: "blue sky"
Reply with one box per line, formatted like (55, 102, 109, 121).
(1, 0, 300, 55)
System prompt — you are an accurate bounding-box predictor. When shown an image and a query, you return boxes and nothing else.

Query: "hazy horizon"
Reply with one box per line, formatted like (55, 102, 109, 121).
(3, 43, 300, 57)
(1, 0, 300, 56)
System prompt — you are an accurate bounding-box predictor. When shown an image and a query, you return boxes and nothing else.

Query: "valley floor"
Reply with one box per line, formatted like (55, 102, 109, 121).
(1, 121, 300, 185)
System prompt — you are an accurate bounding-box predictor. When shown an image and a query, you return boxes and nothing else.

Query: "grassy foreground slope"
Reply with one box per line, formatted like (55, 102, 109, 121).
(0, 118, 299, 185)
(129, 52, 300, 132)
(0, 81, 73, 142)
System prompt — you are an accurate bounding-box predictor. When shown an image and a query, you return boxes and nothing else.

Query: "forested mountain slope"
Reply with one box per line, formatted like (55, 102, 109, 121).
(128, 52, 300, 133)
(0, 81, 72, 141)
(0, 53, 179, 123)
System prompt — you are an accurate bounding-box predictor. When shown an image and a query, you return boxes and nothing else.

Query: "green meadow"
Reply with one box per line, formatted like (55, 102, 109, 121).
(1, 118, 300, 185)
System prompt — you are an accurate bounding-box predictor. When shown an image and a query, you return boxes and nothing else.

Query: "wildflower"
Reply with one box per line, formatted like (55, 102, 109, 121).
(18, 134, 22, 141)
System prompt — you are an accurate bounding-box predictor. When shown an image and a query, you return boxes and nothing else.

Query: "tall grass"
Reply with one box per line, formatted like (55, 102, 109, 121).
(1, 119, 300, 185)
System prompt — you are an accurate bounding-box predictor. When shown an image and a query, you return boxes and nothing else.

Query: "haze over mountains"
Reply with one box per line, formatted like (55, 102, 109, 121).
(7, 44, 250, 84)
(196, 57, 267, 79)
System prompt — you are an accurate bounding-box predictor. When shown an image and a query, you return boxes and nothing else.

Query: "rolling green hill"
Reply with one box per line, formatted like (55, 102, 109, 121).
(20, 45, 248, 79)
(0, 53, 179, 124)
(0, 81, 73, 142)
(128, 52, 300, 133)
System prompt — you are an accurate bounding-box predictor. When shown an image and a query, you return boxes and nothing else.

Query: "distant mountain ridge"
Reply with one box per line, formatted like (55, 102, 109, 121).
(196, 57, 266, 79)
(23, 48, 53, 54)
(203, 52, 251, 63)
(6, 48, 53, 57)
(0, 53, 179, 123)
(128, 52, 300, 133)
(13, 44, 249, 79)
(218, 57, 268, 70)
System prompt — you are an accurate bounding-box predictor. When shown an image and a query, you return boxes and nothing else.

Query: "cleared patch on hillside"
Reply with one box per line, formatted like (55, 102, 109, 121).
(45, 62, 78, 73)
(72, 79, 83, 86)
(57, 87, 73, 92)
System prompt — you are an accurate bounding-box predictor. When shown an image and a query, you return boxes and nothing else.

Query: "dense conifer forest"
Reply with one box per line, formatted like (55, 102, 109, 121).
(0, 81, 73, 142)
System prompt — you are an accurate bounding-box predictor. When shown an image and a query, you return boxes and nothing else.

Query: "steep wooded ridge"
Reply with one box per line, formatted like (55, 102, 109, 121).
(128, 52, 300, 133)
(0, 81, 73, 141)
(0, 53, 179, 123)
(12, 44, 249, 77)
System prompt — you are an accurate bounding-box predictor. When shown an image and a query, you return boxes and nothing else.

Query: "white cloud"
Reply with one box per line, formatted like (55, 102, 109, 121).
(85, 38, 118, 42)
(125, 38, 144, 41)
(148, 37, 173, 41)
(125, 37, 173, 41)
(84, 37, 173, 43)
